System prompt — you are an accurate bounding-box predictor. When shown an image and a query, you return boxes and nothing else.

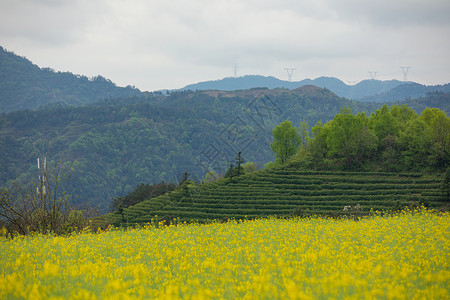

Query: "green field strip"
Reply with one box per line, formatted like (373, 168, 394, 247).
(193, 188, 440, 198)
(245, 176, 423, 185)
(189, 194, 436, 202)
(186, 199, 428, 209)
(217, 182, 441, 191)
(105, 169, 446, 225)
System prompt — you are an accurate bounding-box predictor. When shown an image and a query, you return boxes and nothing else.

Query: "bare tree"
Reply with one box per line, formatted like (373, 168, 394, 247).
(0, 159, 73, 235)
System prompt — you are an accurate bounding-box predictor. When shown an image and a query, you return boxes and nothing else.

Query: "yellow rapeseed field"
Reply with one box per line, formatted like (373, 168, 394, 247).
(0, 210, 449, 299)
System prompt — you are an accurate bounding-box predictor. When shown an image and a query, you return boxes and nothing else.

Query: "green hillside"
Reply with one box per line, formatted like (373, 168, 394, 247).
(104, 167, 447, 225)
(0, 46, 142, 113)
(0, 87, 379, 211)
(1, 86, 449, 212)
(103, 103, 449, 226)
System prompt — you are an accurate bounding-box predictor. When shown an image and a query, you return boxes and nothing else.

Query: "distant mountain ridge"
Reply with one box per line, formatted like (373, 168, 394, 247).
(1, 45, 449, 113)
(0, 46, 142, 113)
(360, 82, 450, 102)
(181, 75, 450, 102)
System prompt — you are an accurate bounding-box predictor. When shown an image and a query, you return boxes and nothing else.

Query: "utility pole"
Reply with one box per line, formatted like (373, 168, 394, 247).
(37, 157, 47, 196)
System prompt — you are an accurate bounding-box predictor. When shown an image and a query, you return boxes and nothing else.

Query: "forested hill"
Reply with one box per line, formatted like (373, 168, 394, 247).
(0, 46, 142, 113)
(1, 86, 449, 212)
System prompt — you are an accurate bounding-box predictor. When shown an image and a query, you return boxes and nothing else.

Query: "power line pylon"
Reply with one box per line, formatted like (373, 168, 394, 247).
(368, 71, 378, 80)
(400, 66, 411, 81)
(285, 68, 295, 82)
(233, 64, 238, 78)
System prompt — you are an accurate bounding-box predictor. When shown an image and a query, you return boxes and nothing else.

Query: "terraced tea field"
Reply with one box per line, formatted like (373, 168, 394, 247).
(106, 170, 446, 225)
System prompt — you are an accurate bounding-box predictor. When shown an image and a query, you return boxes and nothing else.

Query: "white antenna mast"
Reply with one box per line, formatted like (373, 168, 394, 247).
(37, 156, 47, 195)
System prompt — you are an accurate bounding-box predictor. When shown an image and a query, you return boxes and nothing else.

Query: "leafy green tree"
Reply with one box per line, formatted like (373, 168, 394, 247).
(284, 104, 448, 172)
(306, 121, 328, 168)
(370, 104, 399, 141)
(242, 162, 257, 174)
(324, 109, 377, 169)
(204, 170, 220, 183)
(379, 135, 402, 172)
(270, 120, 301, 163)
(420, 108, 450, 170)
(390, 104, 418, 131)
(401, 118, 430, 170)
(369, 105, 417, 171)
(298, 119, 309, 146)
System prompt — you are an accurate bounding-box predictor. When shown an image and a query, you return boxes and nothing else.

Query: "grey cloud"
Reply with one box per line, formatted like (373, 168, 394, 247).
(325, 0, 450, 27)
(0, 0, 109, 46)
(0, 0, 448, 90)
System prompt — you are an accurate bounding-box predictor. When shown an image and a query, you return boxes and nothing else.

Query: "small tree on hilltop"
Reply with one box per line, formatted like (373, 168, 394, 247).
(179, 171, 191, 199)
(225, 163, 235, 182)
(243, 162, 257, 174)
(271, 120, 302, 163)
(204, 170, 221, 183)
(298, 119, 309, 146)
(235, 152, 244, 176)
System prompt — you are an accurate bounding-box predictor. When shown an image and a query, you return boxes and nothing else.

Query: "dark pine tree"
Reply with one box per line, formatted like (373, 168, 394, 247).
(225, 163, 235, 182)
(235, 151, 244, 176)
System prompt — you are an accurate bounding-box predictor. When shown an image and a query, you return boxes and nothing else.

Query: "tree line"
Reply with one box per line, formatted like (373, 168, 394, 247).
(270, 104, 449, 172)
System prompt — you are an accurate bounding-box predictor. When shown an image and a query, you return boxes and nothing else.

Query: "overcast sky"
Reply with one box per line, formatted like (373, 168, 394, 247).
(1, 0, 449, 91)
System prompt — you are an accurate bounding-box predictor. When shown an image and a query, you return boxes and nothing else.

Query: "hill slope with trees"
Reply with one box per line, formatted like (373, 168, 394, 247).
(104, 104, 449, 225)
(1, 87, 449, 212)
(0, 46, 142, 113)
(291, 105, 449, 172)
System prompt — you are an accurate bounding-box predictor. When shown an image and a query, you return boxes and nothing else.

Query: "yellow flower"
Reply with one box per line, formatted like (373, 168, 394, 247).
(43, 261, 60, 277)
(0, 209, 447, 299)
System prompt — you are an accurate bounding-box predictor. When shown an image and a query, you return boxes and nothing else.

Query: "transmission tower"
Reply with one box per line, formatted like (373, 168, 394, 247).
(233, 64, 238, 78)
(285, 68, 295, 81)
(400, 66, 411, 81)
(368, 71, 378, 80)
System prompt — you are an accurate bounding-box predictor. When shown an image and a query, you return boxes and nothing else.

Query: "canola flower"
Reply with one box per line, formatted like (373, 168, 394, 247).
(0, 209, 449, 299)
